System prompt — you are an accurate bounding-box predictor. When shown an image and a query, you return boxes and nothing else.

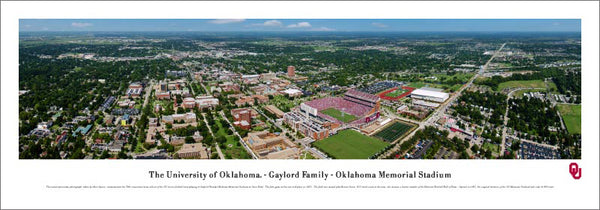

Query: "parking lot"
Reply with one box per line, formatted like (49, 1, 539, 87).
(519, 141, 560, 159)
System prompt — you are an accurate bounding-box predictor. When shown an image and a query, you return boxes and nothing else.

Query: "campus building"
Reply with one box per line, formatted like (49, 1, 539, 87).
(245, 131, 299, 159)
(162, 112, 196, 124)
(287, 66, 295, 77)
(231, 108, 253, 130)
(182, 97, 196, 109)
(195, 95, 219, 109)
(264, 105, 285, 118)
(410, 87, 449, 103)
(126, 83, 143, 98)
(176, 143, 209, 159)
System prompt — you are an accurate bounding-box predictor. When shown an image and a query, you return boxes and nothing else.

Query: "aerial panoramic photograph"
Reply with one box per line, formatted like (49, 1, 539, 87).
(18, 19, 581, 160)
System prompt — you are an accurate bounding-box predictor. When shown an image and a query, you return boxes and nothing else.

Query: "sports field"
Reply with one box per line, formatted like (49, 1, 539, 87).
(557, 104, 581, 134)
(321, 108, 357, 123)
(313, 130, 389, 159)
(373, 121, 416, 142)
(378, 86, 415, 100)
(385, 88, 408, 97)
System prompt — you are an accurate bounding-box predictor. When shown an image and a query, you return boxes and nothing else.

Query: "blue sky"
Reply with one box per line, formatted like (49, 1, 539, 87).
(19, 19, 581, 32)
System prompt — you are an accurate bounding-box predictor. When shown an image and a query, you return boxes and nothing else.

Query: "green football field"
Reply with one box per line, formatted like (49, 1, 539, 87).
(373, 121, 416, 142)
(321, 108, 357, 123)
(385, 88, 408, 97)
(313, 130, 389, 159)
(557, 104, 581, 134)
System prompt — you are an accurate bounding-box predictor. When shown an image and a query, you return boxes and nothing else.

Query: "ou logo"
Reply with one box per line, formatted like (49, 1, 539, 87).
(569, 163, 581, 180)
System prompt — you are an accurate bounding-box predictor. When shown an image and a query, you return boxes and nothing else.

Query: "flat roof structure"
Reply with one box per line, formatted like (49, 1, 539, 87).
(282, 88, 303, 96)
(411, 88, 449, 102)
(177, 143, 209, 159)
(265, 105, 285, 118)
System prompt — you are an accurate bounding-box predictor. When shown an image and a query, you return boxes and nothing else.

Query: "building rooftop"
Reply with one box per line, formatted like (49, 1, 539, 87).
(411, 88, 450, 99)
(283, 89, 302, 95)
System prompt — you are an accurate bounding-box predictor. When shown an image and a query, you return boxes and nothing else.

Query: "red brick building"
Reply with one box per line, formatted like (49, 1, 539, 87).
(287, 66, 295, 77)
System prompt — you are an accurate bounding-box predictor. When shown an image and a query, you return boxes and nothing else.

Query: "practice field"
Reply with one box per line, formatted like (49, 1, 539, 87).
(321, 108, 357, 123)
(385, 88, 409, 97)
(497, 80, 550, 90)
(313, 130, 389, 159)
(373, 121, 416, 142)
(557, 104, 581, 134)
(378, 86, 415, 100)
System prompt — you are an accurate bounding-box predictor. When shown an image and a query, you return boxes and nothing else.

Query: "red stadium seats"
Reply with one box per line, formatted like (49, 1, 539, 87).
(303, 89, 379, 124)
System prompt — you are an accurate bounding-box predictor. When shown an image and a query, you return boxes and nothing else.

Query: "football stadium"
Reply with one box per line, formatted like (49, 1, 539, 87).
(302, 89, 381, 125)
(283, 89, 381, 140)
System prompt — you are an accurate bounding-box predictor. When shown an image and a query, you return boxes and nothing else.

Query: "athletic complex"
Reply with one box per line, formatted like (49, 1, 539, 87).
(378, 86, 416, 100)
(284, 89, 381, 140)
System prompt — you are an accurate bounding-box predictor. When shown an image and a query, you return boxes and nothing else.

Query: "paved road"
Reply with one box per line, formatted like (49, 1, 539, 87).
(200, 113, 224, 159)
(508, 135, 559, 150)
(201, 83, 210, 95)
(500, 87, 545, 154)
(142, 81, 154, 108)
(201, 113, 215, 137)
(214, 142, 225, 159)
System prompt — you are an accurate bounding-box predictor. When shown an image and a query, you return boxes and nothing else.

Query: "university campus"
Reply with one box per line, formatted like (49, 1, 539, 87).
(18, 19, 581, 159)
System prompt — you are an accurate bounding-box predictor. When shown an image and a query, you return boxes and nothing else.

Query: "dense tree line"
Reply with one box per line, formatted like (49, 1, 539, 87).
(476, 68, 580, 95)
(455, 91, 507, 126)
(507, 97, 561, 139)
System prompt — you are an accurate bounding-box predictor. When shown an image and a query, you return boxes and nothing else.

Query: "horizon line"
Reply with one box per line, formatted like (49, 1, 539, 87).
(20, 30, 582, 33)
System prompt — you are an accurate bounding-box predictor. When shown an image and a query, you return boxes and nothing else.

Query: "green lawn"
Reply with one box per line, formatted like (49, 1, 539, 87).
(270, 95, 300, 112)
(405, 82, 427, 89)
(497, 80, 546, 90)
(482, 142, 500, 154)
(222, 131, 251, 159)
(321, 108, 357, 123)
(557, 104, 581, 134)
(406, 82, 448, 90)
(301, 151, 316, 159)
(313, 130, 389, 159)
(384, 88, 408, 97)
(215, 118, 228, 136)
(448, 84, 464, 92)
(214, 116, 251, 159)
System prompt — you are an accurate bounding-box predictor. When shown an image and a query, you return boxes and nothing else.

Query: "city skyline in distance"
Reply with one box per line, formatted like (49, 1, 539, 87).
(20, 19, 581, 32)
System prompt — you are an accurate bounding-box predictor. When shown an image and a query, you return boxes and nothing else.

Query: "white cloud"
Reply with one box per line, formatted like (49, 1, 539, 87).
(287, 22, 311, 28)
(71, 22, 93, 28)
(311, 27, 336, 31)
(262, 20, 283, 27)
(208, 19, 246, 24)
(251, 20, 283, 27)
(372, 22, 388, 28)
